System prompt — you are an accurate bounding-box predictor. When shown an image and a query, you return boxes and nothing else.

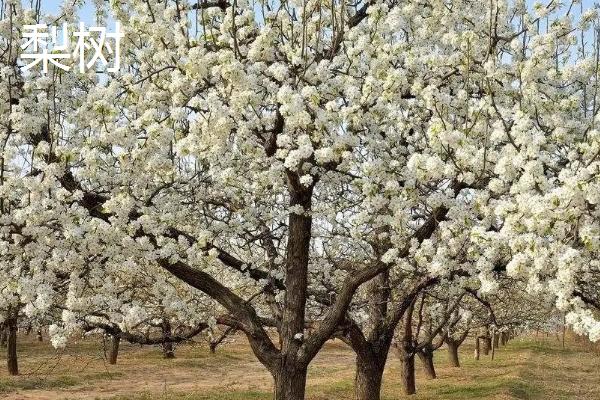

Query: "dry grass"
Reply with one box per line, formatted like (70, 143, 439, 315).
(0, 332, 598, 399)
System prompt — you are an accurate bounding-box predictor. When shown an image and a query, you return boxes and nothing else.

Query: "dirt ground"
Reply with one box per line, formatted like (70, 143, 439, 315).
(1, 332, 599, 399)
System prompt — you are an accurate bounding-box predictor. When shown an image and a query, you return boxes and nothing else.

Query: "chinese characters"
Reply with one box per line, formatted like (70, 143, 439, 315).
(20, 22, 124, 74)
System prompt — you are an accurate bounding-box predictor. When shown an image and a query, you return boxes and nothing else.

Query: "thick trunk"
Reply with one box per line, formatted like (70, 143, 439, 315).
(272, 185, 312, 400)
(280, 186, 312, 358)
(400, 352, 416, 395)
(108, 335, 120, 365)
(7, 317, 18, 375)
(447, 340, 460, 367)
(474, 337, 480, 360)
(353, 272, 392, 400)
(397, 296, 416, 395)
(417, 349, 436, 379)
(354, 352, 386, 400)
(274, 364, 307, 400)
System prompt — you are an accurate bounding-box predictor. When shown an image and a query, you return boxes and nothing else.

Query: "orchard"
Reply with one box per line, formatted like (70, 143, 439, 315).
(1, 0, 600, 399)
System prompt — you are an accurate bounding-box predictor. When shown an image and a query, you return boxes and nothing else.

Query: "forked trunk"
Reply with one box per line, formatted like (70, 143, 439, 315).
(108, 335, 120, 365)
(6, 317, 18, 375)
(274, 364, 307, 400)
(354, 352, 386, 400)
(417, 348, 436, 379)
(447, 340, 460, 367)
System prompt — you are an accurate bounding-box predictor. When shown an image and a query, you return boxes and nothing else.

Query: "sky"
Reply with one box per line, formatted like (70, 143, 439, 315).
(20, 0, 600, 58)
(26, 1, 98, 24)
(23, 0, 600, 21)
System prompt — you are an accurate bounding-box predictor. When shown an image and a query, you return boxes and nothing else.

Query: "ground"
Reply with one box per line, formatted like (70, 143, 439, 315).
(0, 332, 598, 399)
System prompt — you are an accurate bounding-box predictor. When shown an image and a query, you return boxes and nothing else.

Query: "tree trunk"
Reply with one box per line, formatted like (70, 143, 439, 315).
(37, 329, 43, 342)
(400, 352, 416, 395)
(354, 353, 386, 400)
(396, 295, 417, 395)
(6, 317, 18, 375)
(474, 337, 480, 360)
(271, 185, 312, 400)
(447, 340, 460, 367)
(394, 341, 416, 396)
(108, 335, 120, 365)
(162, 341, 175, 358)
(493, 333, 499, 349)
(417, 348, 436, 379)
(482, 336, 491, 355)
(0, 324, 6, 348)
(274, 364, 307, 400)
(161, 321, 175, 359)
(562, 314, 566, 349)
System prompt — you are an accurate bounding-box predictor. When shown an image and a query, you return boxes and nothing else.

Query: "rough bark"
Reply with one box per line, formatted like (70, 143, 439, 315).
(0, 323, 6, 348)
(355, 352, 386, 400)
(271, 182, 313, 400)
(397, 299, 416, 395)
(162, 341, 175, 358)
(274, 363, 307, 400)
(6, 316, 18, 375)
(347, 274, 429, 400)
(161, 321, 176, 359)
(400, 349, 416, 395)
(417, 347, 436, 379)
(447, 340, 460, 367)
(280, 184, 311, 344)
(108, 335, 120, 365)
(482, 336, 491, 355)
